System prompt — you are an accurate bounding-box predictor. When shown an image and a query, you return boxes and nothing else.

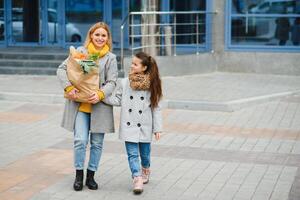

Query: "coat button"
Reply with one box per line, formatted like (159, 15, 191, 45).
(127, 122, 130, 126)
(129, 109, 132, 112)
(130, 96, 133, 100)
(139, 110, 142, 114)
(140, 96, 144, 100)
(137, 123, 141, 127)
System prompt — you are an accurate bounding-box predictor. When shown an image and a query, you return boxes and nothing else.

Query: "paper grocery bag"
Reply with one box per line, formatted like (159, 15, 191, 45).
(65, 55, 100, 103)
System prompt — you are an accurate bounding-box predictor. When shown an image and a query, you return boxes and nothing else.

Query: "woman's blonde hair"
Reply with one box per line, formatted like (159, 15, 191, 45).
(83, 22, 112, 51)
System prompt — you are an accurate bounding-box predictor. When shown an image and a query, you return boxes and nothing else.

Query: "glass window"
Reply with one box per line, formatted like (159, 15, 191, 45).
(129, 0, 210, 55)
(170, 0, 207, 45)
(0, 0, 4, 42)
(170, 0, 206, 11)
(65, 0, 103, 43)
(228, 0, 300, 50)
(112, 0, 122, 47)
(12, 0, 40, 43)
(130, 0, 141, 12)
(47, 0, 59, 44)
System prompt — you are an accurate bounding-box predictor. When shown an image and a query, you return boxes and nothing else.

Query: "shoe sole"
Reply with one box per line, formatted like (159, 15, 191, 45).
(86, 184, 98, 190)
(73, 186, 83, 191)
(133, 189, 143, 194)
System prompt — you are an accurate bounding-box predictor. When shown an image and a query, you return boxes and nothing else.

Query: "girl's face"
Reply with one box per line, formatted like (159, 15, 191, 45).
(91, 27, 108, 49)
(130, 56, 147, 74)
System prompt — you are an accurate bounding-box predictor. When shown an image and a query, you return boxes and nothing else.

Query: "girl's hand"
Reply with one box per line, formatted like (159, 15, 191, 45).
(154, 132, 161, 141)
(66, 88, 79, 100)
(88, 91, 100, 104)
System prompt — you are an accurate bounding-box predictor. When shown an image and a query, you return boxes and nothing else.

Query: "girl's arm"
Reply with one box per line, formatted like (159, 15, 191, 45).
(152, 101, 163, 134)
(102, 79, 123, 106)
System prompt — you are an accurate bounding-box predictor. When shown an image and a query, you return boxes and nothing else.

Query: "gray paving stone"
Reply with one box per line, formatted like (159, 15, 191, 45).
(1, 86, 300, 200)
(190, 135, 211, 148)
(278, 141, 296, 154)
(177, 134, 200, 147)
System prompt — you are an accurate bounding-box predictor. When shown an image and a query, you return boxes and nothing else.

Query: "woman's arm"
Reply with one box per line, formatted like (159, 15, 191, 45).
(101, 55, 118, 97)
(57, 46, 87, 90)
(56, 58, 72, 90)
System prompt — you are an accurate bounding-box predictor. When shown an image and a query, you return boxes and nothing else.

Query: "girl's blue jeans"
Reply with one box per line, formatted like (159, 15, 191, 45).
(74, 111, 104, 172)
(125, 141, 151, 177)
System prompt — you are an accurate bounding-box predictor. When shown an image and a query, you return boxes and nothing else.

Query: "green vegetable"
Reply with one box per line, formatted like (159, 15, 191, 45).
(79, 60, 97, 74)
(88, 53, 100, 61)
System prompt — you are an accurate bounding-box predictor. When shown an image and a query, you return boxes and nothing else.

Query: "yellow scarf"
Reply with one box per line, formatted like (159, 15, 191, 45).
(87, 43, 109, 58)
(79, 43, 109, 113)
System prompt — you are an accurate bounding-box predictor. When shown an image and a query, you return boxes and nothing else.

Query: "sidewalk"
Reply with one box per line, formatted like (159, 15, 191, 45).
(0, 72, 300, 111)
(0, 72, 300, 200)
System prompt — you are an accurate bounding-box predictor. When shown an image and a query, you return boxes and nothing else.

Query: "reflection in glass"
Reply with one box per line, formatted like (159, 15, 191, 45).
(170, 0, 206, 44)
(170, 0, 206, 11)
(112, 0, 122, 46)
(232, 0, 299, 14)
(130, 0, 141, 12)
(48, 0, 58, 44)
(65, 0, 103, 43)
(0, 0, 4, 42)
(12, 0, 40, 43)
(231, 16, 300, 46)
(291, 17, 300, 45)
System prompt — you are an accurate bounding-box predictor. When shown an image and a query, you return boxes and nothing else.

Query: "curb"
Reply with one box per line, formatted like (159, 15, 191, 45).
(1, 90, 299, 112)
(164, 90, 300, 112)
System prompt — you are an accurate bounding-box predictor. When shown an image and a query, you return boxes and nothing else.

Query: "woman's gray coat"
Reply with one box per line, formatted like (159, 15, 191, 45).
(56, 46, 118, 133)
(104, 78, 162, 143)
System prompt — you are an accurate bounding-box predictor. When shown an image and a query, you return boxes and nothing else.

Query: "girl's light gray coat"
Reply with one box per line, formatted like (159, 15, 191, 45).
(104, 78, 162, 143)
(56, 46, 118, 133)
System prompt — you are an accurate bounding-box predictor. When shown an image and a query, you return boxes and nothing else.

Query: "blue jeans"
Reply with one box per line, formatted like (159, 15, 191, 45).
(125, 142, 151, 177)
(74, 111, 104, 172)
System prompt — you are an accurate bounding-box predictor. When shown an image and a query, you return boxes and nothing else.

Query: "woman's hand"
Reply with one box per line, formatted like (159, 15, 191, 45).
(88, 91, 100, 104)
(154, 132, 161, 141)
(66, 88, 79, 101)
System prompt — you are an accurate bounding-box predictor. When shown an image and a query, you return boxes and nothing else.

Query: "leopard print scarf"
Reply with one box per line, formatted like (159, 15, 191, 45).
(129, 72, 151, 90)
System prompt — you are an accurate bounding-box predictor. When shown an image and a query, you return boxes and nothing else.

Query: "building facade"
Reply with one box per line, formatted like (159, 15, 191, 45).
(0, 0, 299, 75)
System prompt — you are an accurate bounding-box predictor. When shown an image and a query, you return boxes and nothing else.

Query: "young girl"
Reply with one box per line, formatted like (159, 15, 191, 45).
(104, 52, 163, 194)
(57, 22, 118, 191)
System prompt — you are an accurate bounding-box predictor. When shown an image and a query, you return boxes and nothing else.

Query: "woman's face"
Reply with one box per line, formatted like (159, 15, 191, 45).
(130, 56, 147, 74)
(91, 27, 109, 49)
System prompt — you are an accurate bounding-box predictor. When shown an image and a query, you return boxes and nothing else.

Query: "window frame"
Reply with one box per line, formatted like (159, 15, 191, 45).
(225, 0, 300, 52)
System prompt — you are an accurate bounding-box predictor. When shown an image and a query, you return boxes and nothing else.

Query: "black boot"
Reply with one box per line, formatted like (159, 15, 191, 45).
(73, 170, 83, 191)
(86, 169, 98, 190)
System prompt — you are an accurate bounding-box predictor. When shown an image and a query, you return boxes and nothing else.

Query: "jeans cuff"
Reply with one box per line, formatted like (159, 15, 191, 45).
(141, 164, 150, 169)
(132, 172, 141, 178)
(88, 166, 97, 172)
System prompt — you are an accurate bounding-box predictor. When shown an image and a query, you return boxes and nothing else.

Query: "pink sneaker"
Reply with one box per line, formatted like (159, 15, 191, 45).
(133, 176, 143, 194)
(142, 167, 150, 184)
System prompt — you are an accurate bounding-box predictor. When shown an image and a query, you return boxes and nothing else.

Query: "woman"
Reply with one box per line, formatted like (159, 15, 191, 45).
(57, 22, 118, 191)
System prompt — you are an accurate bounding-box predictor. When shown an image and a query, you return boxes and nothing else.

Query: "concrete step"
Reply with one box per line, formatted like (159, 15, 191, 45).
(0, 47, 127, 75)
(0, 59, 62, 68)
(0, 66, 125, 76)
(0, 52, 68, 60)
(0, 51, 123, 61)
(0, 66, 57, 75)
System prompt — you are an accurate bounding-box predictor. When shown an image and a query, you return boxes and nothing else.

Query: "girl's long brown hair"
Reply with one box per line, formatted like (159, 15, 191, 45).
(135, 52, 162, 108)
(84, 22, 112, 51)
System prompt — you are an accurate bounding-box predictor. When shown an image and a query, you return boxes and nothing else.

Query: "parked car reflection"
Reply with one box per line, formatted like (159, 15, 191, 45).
(0, 8, 82, 43)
